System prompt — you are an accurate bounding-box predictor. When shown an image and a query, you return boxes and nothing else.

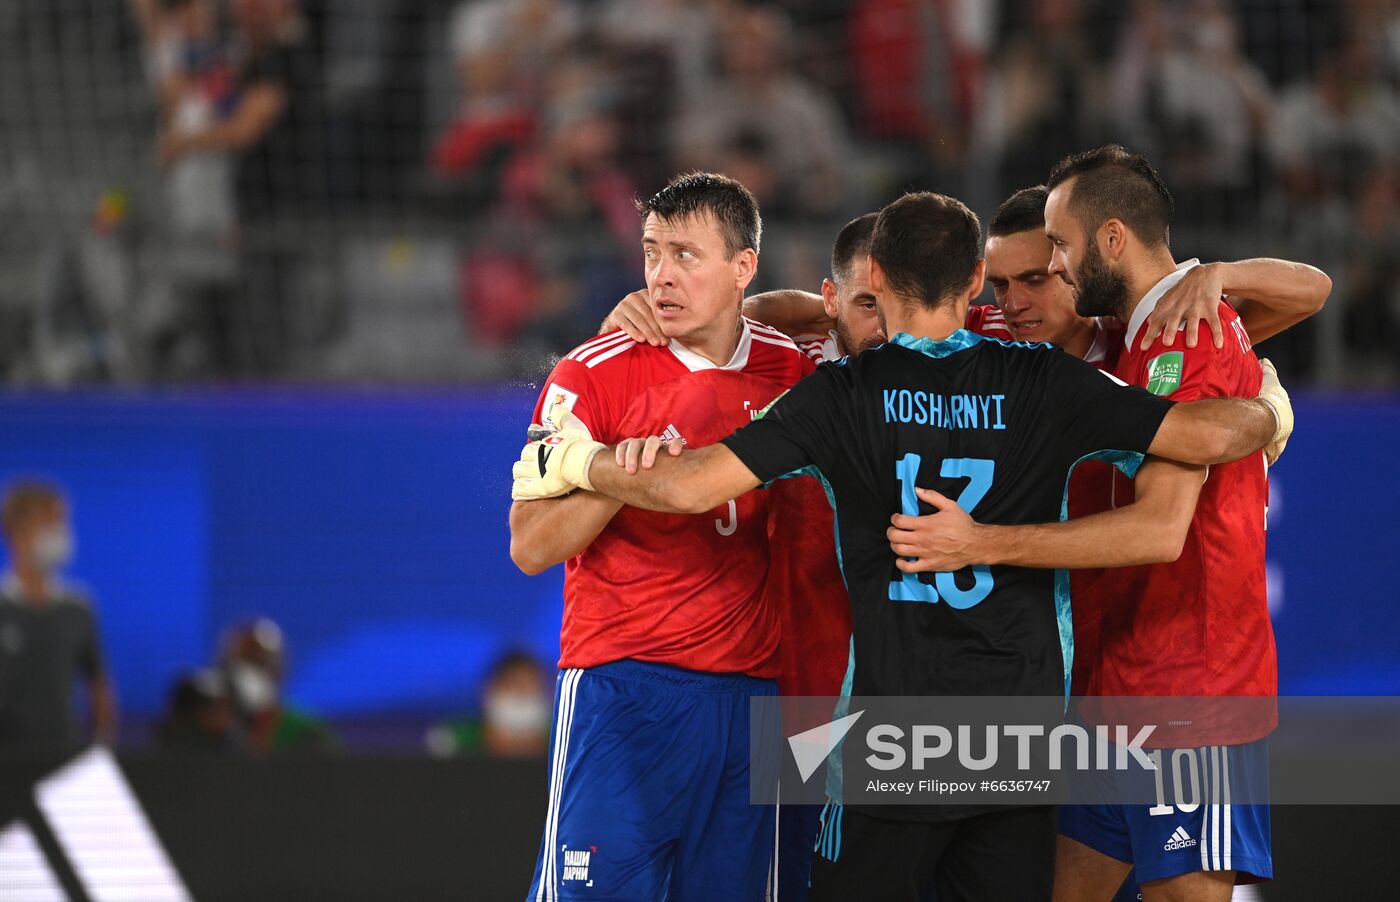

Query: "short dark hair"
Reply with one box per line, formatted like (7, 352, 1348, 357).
(830, 213, 878, 283)
(1046, 145, 1174, 248)
(988, 185, 1048, 237)
(1, 479, 65, 535)
(636, 172, 761, 258)
(870, 192, 982, 309)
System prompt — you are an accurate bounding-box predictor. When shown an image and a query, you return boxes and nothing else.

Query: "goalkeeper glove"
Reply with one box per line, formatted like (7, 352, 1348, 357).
(511, 407, 606, 500)
(1256, 358, 1293, 464)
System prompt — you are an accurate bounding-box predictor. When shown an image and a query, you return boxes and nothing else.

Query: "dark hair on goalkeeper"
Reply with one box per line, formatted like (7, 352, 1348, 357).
(870, 193, 982, 310)
(830, 213, 878, 284)
(1046, 145, 1174, 249)
(636, 172, 761, 259)
(988, 185, 1049, 237)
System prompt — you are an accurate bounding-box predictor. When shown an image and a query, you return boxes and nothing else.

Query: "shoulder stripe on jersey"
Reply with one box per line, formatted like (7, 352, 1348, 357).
(568, 331, 632, 363)
(751, 333, 801, 352)
(748, 320, 799, 342)
(584, 340, 639, 369)
(564, 331, 622, 360)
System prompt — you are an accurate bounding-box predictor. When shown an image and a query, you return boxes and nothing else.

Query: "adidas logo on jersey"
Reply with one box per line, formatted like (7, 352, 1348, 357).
(659, 424, 686, 445)
(1164, 826, 1198, 851)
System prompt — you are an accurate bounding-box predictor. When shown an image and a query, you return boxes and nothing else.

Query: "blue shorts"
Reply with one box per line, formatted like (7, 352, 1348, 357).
(777, 803, 821, 902)
(526, 659, 778, 901)
(1059, 741, 1272, 886)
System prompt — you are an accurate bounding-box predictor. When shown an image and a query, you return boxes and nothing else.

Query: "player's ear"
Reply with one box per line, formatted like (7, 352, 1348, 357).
(820, 278, 839, 319)
(733, 248, 758, 292)
(1101, 218, 1129, 262)
(965, 260, 987, 302)
(868, 257, 886, 295)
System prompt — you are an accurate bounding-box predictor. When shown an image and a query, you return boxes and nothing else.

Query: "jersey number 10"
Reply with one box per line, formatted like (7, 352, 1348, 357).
(888, 454, 995, 609)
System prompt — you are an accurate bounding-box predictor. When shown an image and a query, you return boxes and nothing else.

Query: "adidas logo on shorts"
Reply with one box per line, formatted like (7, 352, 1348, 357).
(1164, 826, 1198, 851)
(659, 424, 686, 445)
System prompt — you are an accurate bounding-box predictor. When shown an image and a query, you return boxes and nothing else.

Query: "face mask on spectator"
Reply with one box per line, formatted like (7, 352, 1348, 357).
(32, 525, 74, 572)
(485, 691, 550, 737)
(229, 662, 279, 714)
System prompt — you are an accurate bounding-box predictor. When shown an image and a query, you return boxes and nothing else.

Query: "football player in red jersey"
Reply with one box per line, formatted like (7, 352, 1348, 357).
(509, 172, 813, 901)
(1043, 146, 1286, 902)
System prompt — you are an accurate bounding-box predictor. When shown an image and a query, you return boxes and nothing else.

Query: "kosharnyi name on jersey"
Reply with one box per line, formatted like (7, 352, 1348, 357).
(883, 389, 1007, 430)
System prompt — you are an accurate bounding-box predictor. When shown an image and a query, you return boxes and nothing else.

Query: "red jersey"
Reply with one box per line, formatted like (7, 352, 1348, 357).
(1073, 265, 1276, 744)
(532, 320, 812, 678)
(965, 304, 1013, 340)
(1065, 319, 1126, 696)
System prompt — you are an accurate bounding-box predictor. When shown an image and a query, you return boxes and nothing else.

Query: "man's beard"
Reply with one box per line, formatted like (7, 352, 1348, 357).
(1073, 241, 1130, 319)
(835, 316, 884, 357)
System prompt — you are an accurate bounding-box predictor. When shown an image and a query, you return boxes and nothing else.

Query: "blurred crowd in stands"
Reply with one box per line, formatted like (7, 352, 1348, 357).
(0, 0, 1397, 385)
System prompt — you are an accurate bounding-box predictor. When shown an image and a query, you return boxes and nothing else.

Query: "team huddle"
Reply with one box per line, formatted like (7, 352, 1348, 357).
(509, 146, 1329, 902)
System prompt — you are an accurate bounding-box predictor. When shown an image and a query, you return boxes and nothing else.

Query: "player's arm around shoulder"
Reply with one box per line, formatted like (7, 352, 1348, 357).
(888, 457, 1205, 572)
(1137, 259, 1330, 351)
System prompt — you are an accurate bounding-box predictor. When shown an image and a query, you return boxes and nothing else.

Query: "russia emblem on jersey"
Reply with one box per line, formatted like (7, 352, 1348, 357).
(543, 383, 579, 422)
(1145, 352, 1184, 396)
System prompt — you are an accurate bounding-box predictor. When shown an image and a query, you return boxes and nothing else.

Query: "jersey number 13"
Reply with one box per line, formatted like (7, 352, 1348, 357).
(888, 454, 995, 609)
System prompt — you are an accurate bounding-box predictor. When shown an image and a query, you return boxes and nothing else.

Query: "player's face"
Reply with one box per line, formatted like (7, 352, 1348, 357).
(642, 211, 755, 344)
(1045, 182, 1130, 320)
(824, 254, 886, 355)
(985, 230, 1082, 346)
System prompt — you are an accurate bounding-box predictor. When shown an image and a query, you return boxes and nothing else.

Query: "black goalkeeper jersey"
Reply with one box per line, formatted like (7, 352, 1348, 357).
(722, 329, 1175, 702)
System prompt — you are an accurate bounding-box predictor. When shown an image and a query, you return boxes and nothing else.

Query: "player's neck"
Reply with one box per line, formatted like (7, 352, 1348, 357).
(675, 312, 744, 367)
(887, 296, 967, 343)
(1119, 255, 1180, 327)
(1061, 318, 1098, 360)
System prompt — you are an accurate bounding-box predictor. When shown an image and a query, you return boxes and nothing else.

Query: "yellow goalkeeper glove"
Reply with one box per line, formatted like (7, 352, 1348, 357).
(511, 407, 606, 500)
(1256, 358, 1293, 464)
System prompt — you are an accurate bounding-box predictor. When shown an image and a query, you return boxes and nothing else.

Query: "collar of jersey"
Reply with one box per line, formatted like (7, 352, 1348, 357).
(0, 570, 63, 604)
(1124, 258, 1201, 349)
(668, 319, 753, 372)
(890, 329, 989, 357)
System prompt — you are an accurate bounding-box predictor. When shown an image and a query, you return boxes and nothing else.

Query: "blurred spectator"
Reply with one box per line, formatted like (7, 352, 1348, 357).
(136, 0, 245, 378)
(598, 0, 719, 108)
(425, 650, 550, 758)
(850, 0, 996, 191)
(674, 4, 853, 217)
(1268, 34, 1400, 221)
(1110, 0, 1272, 225)
(218, 617, 335, 754)
(0, 480, 118, 751)
(433, 0, 581, 179)
(1268, 32, 1400, 381)
(155, 668, 237, 752)
(974, 0, 1107, 194)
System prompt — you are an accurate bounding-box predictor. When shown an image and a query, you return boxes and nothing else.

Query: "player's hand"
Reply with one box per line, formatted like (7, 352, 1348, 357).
(1141, 263, 1226, 350)
(887, 487, 979, 573)
(615, 435, 684, 474)
(512, 407, 607, 500)
(1257, 358, 1293, 464)
(599, 290, 667, 347)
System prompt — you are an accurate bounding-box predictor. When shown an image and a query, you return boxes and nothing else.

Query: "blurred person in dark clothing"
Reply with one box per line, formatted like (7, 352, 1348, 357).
(0, 480, 118, 751)
(219, 617, 335, 754)
(158, 0, 323, 377)
(975, 0, 1107, 195)
(155, 668, 237, 752)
